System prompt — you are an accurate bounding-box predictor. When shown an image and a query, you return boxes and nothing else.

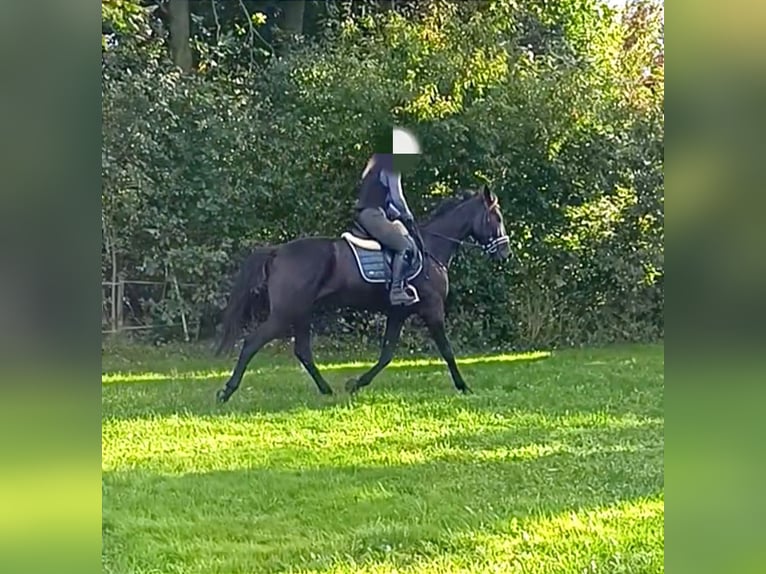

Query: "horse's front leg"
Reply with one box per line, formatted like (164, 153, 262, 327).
(420, 303, 472, 394)
(346, 311, 407, 394)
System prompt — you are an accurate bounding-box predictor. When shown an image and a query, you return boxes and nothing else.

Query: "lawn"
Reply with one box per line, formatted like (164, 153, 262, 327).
(102, 342, 664, 573)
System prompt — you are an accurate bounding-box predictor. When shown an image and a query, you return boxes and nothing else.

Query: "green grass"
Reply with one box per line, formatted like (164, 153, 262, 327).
(102, 342, 664, 573)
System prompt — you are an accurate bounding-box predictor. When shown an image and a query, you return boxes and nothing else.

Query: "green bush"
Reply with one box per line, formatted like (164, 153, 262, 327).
(102, 0, 663, 352)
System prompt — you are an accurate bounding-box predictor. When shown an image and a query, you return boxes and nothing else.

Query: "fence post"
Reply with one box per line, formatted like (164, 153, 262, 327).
(172, 274, 190, 342)
(117, 278, 125, 332)
(111, 252, 118, 334)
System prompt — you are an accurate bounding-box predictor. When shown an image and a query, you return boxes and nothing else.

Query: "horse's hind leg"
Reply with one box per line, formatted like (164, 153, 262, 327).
(293, 320, 333, 395)
(216, 315, 287, 403)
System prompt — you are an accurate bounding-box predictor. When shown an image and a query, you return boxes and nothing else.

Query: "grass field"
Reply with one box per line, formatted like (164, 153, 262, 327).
(102, 342, 664, 573)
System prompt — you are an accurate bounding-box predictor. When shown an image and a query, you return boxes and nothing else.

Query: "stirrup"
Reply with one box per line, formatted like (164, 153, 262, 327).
(390, 284, 419, 306)
(403, 284, 420, 303)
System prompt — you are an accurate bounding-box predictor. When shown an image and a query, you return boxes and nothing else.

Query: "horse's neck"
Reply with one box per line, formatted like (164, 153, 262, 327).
(422, 202, 474, 268)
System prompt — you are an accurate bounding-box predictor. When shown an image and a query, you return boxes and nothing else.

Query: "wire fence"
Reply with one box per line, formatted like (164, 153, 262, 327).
(102, 278, 201, 339)
(102, 278, 391, 343)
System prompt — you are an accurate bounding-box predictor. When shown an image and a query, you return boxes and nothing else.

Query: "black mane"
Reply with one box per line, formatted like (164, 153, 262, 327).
(424, 190, 476, 223)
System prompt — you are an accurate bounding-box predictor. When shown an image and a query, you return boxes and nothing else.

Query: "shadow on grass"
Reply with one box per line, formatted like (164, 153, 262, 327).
(102, 345, 662, 421)
(102, 437, 663, 574)
(101, 353, 555, 421)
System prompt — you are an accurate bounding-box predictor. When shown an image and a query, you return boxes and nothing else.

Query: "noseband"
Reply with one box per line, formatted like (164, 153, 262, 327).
(482, 197, 510, 254)
(423, 229, 509, 255)
(482, 234, 510, 255)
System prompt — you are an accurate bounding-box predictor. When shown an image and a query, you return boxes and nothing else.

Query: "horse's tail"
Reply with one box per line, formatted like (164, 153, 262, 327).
(215, 246, 275, 356)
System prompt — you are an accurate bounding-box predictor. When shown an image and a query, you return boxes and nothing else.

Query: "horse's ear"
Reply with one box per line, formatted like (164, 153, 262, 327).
(482, 184, 493, 204)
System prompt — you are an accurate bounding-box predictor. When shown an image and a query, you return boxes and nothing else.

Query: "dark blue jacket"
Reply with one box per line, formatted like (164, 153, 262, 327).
(355, 153, 414, 220)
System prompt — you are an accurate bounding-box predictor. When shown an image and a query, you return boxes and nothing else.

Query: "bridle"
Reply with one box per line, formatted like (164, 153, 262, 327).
(483, 234, 511, 254)
(478, 197, 511, 255)
(423, 229, 510, 255)
(421, 196, 510, 261)
(420, 229, 509, 275)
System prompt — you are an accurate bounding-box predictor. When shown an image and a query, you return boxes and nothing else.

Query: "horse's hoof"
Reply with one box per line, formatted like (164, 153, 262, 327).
(458, 385, 473, 395)
(345, 378, 359, 394)
(319, 386, 334, 396)
(216, 389, 230, 403)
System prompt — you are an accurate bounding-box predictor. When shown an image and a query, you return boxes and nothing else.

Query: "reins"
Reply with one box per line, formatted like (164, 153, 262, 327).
(422, 229, 510, 255)
(409, 194, 511, 271)
(422, 229, 485, 251)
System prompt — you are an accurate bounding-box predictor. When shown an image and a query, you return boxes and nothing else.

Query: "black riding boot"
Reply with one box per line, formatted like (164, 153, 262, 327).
(389, 250, 418, 306)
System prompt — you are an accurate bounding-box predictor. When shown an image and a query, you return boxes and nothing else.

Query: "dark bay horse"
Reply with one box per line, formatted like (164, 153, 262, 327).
(215, 186, 510, 403)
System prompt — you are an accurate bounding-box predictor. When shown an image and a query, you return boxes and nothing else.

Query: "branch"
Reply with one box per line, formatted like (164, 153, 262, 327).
(210, 0, 221, 44)
(237, 0, 274, 68)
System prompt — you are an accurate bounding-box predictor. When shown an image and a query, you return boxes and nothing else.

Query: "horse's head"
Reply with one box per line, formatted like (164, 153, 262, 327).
(469, 186, 511, 260)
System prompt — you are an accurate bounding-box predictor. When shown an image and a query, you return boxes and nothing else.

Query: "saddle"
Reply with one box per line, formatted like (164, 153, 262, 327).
(343, 219, 384, 250)
(341, 221, 424, 285)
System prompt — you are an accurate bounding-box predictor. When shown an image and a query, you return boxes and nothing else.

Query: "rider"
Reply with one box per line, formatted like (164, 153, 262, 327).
(354, 127, 421, 306)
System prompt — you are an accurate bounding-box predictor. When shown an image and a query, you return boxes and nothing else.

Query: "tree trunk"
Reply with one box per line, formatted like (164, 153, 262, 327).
(281, 0, 305, 36)
(168, 0, 193, 73)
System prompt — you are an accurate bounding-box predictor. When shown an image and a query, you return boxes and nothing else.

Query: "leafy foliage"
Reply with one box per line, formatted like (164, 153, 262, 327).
(102, 0, 664, 351)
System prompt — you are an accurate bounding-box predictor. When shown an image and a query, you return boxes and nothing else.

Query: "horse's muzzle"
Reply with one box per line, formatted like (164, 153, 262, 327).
(483, 235, 510, 259)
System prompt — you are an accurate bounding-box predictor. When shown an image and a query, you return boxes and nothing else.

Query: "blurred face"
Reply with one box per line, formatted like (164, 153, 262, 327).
(392, 153, 419, 174)
(391, 126, 421, 174)
(372, 124, 394, 154)
(392, 126, 420, 154)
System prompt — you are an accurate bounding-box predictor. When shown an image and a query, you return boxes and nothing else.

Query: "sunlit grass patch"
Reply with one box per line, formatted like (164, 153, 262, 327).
(102, 343, 663, 574)
(101, 350, 552, 384)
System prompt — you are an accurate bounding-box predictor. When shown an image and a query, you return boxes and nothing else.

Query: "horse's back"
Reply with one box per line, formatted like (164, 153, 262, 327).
(268, 234, 388, 308)
(269, 235, 336, 269)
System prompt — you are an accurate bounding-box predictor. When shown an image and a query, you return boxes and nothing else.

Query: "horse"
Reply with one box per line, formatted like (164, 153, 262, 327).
(214, 185, 511, 403)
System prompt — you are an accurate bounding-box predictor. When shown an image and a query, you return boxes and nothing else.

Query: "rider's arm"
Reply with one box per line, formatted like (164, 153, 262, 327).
(380, 168, 414, 221)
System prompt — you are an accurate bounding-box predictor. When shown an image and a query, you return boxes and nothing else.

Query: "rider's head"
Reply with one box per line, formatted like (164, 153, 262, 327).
(371, 120, 394, 154)
(370, 122, 421, 174)
(391, 126, 421, 174)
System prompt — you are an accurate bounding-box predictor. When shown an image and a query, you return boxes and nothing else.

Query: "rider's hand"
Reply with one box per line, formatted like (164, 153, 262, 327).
(408, 221, 425, 254)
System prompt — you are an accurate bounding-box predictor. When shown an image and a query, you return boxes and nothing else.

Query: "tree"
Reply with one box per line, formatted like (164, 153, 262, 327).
(166, 0, 193, 73)
(101, 0, 664, 347)
(280, 0, 306, 36)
